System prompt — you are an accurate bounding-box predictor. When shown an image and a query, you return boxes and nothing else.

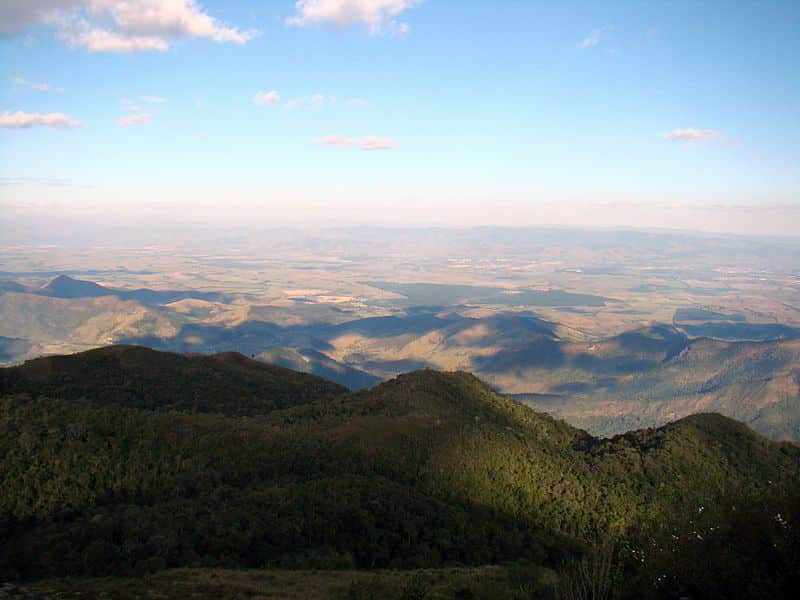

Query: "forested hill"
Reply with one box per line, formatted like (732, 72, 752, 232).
(0, 345, 346, 415)
(1, 346, 798, 597)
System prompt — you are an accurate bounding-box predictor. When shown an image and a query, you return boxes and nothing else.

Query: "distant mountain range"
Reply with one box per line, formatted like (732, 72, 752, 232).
(1, 345, 798, 598)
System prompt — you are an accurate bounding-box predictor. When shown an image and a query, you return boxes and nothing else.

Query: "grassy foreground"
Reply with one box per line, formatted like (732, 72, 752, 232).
(3, 566, 557, 599)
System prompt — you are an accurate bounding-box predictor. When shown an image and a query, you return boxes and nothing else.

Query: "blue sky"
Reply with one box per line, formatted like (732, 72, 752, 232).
(1, 1, 799, 234)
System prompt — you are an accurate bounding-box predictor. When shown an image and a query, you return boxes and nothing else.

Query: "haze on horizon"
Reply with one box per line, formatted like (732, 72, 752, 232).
(1, 1, 799, 236)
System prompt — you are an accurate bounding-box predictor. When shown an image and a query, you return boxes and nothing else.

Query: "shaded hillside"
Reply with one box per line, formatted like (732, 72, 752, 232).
(0, 281, 26, 293)
(0, 291, 180, 346)
(673, 306, 800, 341)
(37, 275, 225, 304)
(120, 320, 286, 355)
(1, 349, 797, 585)
(0, 337, 32, 363)
(4, 282, 798, 443)
(363, 281, 610, 307)
(256, 346, 380, 390)
(678, 321, 800, 341)
(476, 326, 800, 441)
(40, 274, 114, 298)
(119, 311, 559, 380)
(318, 311, 561, 379)
(113, 316, 800, 443)
(475, 324, 688, 377)
(0, 345, 346, 416)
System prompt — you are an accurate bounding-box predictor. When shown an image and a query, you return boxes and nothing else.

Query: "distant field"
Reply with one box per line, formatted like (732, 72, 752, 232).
(364, 281, 611, 307)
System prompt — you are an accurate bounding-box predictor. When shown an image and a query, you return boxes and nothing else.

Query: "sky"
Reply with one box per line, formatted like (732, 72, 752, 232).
(1, 0, 799, 235)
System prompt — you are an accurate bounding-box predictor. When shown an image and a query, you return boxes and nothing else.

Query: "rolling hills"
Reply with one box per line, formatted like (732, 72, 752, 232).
(491, 327, 800, 441)
(3, 275, 799, 442)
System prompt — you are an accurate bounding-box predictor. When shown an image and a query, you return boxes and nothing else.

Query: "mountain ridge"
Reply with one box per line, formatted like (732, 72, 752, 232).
(0, 345, 347, 416)
(1, 345, 798, 593)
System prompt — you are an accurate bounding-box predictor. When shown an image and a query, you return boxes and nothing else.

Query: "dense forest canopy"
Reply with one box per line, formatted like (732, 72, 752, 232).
(1, 346, 798, 597)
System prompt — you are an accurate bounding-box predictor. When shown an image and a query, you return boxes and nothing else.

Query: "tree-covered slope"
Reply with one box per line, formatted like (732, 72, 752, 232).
(0, 345, 347, 416)
(0, 349, 798, 588)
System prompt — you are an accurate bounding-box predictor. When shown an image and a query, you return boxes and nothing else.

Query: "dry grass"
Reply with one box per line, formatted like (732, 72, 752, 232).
(16, 566, 538, 599)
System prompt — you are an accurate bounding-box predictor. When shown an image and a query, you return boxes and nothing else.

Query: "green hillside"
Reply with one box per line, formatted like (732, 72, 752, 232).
(1, 346, 798, 597)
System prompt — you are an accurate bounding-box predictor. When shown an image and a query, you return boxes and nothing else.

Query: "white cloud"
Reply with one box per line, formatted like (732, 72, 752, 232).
(254, 90, 280, 105)
(360, 135, 394, 150)
(116, 113, 151, 126)
(2, 1, 257, 53)
(663, 129, 721, 143)
(580, 26, 613, 48)
(0, 110, 81, 129)
(315, 135, 395, 150)
(0, 0, 81, 35)
(140, 95, 165, 104)
(62, 22, 169, 52)
(287, 0, 420, 35)
(87, 0, 255, 43)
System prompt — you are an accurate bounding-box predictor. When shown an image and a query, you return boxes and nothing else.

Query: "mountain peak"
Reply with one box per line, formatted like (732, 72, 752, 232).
(42, 275, 113, 299)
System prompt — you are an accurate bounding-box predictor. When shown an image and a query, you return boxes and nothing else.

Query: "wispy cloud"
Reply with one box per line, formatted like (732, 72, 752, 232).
(285, 94, 328, 110)
(284, 94, 369, 110)
(315, 134, 354, 147)
(1, 1, 258, 53)
(121, 97, 142, 112)
(116, 113, 151, 126)
(0, 176, 93, 188)
(118, 96, 163, 124)
(0, 110, 80, 129)
(287, 0, 420, 35)
(663, 128, 724, 143)
(360, 135, 394, 150)
(254, 90, 280, 105)
(13, 76, 59, 92)
(315, 134, 395, 150)
(579, 25, 614, 48)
